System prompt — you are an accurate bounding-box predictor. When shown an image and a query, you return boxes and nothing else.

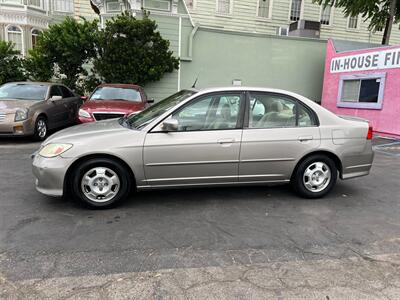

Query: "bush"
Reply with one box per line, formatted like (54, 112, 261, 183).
(93, 12, 179, 86)
(0, 41, 26, 85)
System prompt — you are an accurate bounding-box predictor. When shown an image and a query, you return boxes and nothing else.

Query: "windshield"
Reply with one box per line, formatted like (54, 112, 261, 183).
(90, 87, 142, 102)
(126, 90, 196, 129)
(0, 83, 48, 101)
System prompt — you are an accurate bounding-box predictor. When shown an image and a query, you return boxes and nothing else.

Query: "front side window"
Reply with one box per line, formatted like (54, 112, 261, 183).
(127, 90, 195, 129)
(320, 4, 332, 25)
(172, 93, 243, 131)
(258, 0, 271, 18)
(290, 0, 302, 21)
(0, 83, 47, 101)
(49, 86, 63, 98)
(338, 74, 385, 109)
(142, 0, 171, 11)
(217, 0, 231, 14)
(248, 92, 315, 128)
(53, 0, 73, 12)
(7, 25, 23, 54)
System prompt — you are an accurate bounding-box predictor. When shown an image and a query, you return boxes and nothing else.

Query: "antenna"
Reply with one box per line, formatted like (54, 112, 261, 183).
(191, 72, 200, 88)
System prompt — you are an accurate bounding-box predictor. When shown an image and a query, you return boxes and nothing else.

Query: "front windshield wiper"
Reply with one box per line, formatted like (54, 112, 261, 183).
(119, 116, 132, 129)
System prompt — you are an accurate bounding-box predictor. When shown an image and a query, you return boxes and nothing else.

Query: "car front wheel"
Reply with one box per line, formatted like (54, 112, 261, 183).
(34, 117, 48, 141)
(71, 158, 131, 208)
(292, 155, 337, 198)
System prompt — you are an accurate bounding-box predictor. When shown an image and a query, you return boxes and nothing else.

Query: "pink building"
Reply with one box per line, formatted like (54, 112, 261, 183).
(321, 39, 400, 138)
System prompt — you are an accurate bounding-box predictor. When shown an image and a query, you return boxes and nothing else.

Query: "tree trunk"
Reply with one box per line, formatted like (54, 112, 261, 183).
(382, 0, 397, 45)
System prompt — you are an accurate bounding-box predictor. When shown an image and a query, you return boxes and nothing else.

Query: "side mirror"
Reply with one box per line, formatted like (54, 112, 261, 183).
(147, 98, 155, 104)
(161, 118, 178, 132)
(50, 95, 62, 101)
(80, 96, 88, 101)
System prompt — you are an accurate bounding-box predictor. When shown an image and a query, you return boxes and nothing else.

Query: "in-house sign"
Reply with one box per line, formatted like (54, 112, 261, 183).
(330, 48, 400, 73)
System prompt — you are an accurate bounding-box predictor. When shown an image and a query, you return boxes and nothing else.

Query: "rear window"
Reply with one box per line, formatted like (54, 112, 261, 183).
(90, 87, 142, 102)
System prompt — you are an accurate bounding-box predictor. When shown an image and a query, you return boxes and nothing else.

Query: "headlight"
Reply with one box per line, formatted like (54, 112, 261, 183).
(79, 109, 91, 118)
(15, 108, 29, 121)
(39, 144, 73, 158)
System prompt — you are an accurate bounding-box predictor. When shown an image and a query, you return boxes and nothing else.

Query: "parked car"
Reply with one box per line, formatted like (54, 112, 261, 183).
(0, 82, 82, 140)
(78, 84, 152, 123)
(32, 87, 374, 208)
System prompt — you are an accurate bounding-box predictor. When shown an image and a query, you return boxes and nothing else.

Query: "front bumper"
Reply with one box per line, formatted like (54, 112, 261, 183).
(0, 115, 35, 136)
(32, 153, 73, 197)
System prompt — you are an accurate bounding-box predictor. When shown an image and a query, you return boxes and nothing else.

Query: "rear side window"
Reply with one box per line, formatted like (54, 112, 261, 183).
(248, 92, 317, 128)
(59, 86, 74, 98)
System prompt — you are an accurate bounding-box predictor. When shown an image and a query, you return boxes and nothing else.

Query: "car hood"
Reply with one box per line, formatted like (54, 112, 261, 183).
(81, 100, 144, 113)
(0, 99, 37, 113)
(45, 119, 130, 144)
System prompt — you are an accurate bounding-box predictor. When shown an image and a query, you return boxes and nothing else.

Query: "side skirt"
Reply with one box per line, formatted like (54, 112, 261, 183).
(137, 180, 290, 190)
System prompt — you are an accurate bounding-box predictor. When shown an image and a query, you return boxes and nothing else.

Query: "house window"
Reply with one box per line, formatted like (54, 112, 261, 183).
(142, 0, 171, 11)
(320, 4, 332, 25)
(53, 0, 73, 12)
(7, 25, 23, 54)
(290, 0, 302, 21)
(106, 1, 121, 12)
(31, 29, 41, 49)
(28, 0, 42, 7)
(258, 0, 271, 18)
(348, 15, 359, 29)
(217, 0, 231, 14)
(338, 74, 386, 109)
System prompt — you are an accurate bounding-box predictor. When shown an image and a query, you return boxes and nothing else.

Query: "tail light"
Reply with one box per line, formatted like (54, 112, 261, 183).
(367, 125, 373, 140)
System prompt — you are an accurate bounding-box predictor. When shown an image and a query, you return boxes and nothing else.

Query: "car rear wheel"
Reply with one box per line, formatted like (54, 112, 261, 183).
(71, 158, 131, 208)
(34, 117, 48, 141)
(291, 155, 337, 198)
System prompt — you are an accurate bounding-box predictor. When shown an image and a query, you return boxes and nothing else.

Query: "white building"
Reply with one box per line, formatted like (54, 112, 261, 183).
(0, 0, 77, 56)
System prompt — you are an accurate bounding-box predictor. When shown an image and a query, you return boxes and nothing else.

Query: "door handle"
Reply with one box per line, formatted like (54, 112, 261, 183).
(298, 136, 313, 142)
(218, 138, 235, 144)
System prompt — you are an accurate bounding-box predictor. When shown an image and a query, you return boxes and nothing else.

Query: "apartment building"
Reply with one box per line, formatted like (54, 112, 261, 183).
(184, 0, 400, 44)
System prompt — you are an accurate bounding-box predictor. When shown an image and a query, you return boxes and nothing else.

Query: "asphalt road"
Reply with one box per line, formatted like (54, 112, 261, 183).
(0, 137, 399, 299)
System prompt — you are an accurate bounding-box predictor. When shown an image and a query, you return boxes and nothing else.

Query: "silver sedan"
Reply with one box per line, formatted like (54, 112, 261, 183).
(32, 87, 374, 208)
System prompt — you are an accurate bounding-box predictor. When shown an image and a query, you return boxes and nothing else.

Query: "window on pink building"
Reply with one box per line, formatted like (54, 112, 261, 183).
(337, 73, 386, 109)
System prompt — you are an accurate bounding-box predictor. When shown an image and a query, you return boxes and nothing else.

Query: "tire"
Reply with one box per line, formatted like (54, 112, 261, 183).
(71, 158, 131, 208)
(291, 155, 337, 199)
(33, 116, 48, 141)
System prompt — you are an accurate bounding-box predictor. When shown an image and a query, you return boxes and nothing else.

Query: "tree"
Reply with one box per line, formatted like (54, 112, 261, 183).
(28, 17, 99, 92)
(0, 41, 26, 85)
(24, 47, 53, 82)
(93, 12, 179, 85)
(313, 0, 399, 45)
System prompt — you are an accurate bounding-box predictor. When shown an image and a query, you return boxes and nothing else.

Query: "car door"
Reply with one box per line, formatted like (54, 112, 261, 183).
(239, 91, 321, 182)
(143, 92, 245, 186)
(59, 85, 80, 124)
(46, 85, 65, 128)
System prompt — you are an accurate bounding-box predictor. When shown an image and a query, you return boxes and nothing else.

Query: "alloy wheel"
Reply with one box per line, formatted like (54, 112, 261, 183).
(302, 161, 331, 193)
(81, 167, 121, 203)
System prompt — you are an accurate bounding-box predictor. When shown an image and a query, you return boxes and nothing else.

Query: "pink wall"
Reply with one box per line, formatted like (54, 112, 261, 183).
(321, 39, 400, 138)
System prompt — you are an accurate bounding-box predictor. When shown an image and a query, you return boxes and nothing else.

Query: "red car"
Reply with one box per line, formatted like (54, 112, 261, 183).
(78, 84, 153, 123)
